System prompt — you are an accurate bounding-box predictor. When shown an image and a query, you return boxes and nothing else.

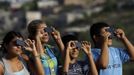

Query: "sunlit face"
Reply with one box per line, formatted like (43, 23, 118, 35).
(100, 27, 113, 46)
(37, 23, 49, 44)
(69, 48, 79, 59)
(6, 37, 22, 56)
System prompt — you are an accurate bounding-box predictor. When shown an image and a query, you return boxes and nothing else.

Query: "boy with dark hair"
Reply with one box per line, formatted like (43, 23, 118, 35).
(90, 22, 134, 75)
(62, 33, 98, 75)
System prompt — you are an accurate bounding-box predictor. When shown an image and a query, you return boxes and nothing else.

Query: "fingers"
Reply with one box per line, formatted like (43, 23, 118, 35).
(24, 40, 30, 47)
(66, 41, 77, 51)
(81, 41, 90, 45)
(23, 39, 36, 52)
(115, 28, 125, 38)
(26, 39, 35, 43)
(115, 28, 124, 34)
(81, 41, 92, 54)
(101, 31, 111, 39)
(81, 41, 91, 48)
(51, 27, 60, 35)
(32, 40, 35, 45)
(25, 39, 32, 46)
(25, 39, 35, 48)
(68, 41, 75, 47)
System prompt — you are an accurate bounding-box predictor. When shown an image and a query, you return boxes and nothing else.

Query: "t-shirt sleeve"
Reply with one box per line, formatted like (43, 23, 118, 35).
(91, 49, 100, 62)
(118, 48, 130, 63)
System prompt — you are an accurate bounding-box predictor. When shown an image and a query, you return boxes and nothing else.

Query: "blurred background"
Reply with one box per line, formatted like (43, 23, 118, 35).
(0, 0, 134, 74)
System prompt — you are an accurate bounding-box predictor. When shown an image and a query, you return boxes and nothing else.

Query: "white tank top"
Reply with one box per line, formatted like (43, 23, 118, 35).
(0, 57, 30, 75)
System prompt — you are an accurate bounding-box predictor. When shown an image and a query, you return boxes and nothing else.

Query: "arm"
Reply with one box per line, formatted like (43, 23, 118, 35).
(32, 49, 45, 75)
(34, 31, 45, 55)
(115, 28, 134, 60)
(25, 39, 45, 75)
(98, 40, 109, 69)
(82, 41, 98, 75)
(51, 28, 65, 57)
(63, 41, 72, 73)
(87, 54, 98, 75)
(96, 30, 110, 69)
(63, 47, 70, 73)
(0, 64, 4, 75)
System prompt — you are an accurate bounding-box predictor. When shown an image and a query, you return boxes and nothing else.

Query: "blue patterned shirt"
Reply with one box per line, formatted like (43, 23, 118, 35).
(92, 47, 130, 75)
(40, 46, 58, 75)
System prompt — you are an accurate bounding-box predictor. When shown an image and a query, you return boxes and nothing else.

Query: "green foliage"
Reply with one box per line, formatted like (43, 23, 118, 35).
(114, 22, 125, 29)
(103, 0, 117, 12)
(0, 2, 10, 10)
(21, 0, 38, 11)
(123, 62, 134, 75)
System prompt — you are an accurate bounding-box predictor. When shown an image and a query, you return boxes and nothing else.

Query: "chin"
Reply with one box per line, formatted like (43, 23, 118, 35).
(41, 41, 48, 44)
(44, 40, 49, 43)
(108, 40, 112, 46)
(41, 39, 49, 43)
(71, 56, 78, 59)
(108, 43, 112, 46)
(71, 55, 78, 58)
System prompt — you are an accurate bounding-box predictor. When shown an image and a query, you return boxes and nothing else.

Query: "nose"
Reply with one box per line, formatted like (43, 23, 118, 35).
(73, 48, 78, 52)
(43, 32, 49, 36)
(17, 45, 21, 49)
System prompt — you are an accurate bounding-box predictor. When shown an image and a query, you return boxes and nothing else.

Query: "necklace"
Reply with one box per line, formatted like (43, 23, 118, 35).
(8, 59, 23, 72)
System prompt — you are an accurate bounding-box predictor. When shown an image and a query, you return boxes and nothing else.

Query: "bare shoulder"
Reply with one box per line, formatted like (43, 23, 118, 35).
(0, 63, 4, 75)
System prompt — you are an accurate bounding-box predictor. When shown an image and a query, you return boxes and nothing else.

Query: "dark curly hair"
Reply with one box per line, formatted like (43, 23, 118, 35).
(0, 31, 23, 57)
(90, 22, 109, 43)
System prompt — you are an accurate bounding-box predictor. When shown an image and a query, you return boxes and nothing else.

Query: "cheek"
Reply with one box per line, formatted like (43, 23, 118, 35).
(40, 32, 49, 38)
(6, 46, 15, 53)
(69, 49, 73, 53)
(8, 46, 21, 52)
(13, 47, 22, 54)
(69, 51, 73, 56)
(39, 33, 44, 38)
(40, 34, 43, 38)
(7, 45, 14, 50)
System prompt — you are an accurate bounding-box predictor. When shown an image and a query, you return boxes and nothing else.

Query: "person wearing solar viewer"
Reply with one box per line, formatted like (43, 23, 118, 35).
(62, 34, 98, 75)
(27, 20, 64, 75)
(90, 22, 134, 75)
(0, 31, 44, 75)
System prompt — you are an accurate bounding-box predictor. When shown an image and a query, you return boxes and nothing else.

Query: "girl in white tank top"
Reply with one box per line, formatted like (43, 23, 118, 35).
(0, 57, 30, 75)
(0, 31, 44, 75)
